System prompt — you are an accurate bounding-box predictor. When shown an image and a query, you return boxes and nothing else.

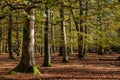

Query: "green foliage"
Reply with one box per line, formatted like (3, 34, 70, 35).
(9, 71, 16, 74)
(0, 0, 120, 50)
(23, 1, 28, 5)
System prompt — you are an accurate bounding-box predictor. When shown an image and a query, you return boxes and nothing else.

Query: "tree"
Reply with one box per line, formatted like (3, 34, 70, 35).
(42, 3, 52, 67)
(7, 12, 14, 59)
(9, 9, 40, 74)
(6, 0, 40, 74)
(77, 0, 85, 58)
(0, 22, 2, 54)
(60, 1, 69, 62)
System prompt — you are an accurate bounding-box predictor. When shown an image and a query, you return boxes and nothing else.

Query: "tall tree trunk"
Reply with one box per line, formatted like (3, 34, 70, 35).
(78, 0, 84, 58)
(35, 26, 37, 54)
(97, 1, 104, 55)
(68, 4, 73, 54)
(60, 2, 69, 62)
(83, 0, 88, 55)
(59, 46, 63, 56)
(9, 9, 40, 74)
(51, 25, 56, 54)
(16, 22, 20, 56)
(7, 14, 14, 59)
(41, 25, 44, 55)
(42, 5, 52, 67)
(0, 26, 2, 54)
(68, 0, 79, 55)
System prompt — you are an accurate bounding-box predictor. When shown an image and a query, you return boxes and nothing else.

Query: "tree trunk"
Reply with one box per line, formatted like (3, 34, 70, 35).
(42, 5, 52, 67)
(7, 14, 14, 59)
(9, 9, 40, 74)
(16, 25, 20, 56)
(78, 0, 85, 58)
(59, 46, 63, 56)
(69, 8, 73, 54)
(97, 1, 104, 55)
(0, 26, 2, 54)
(84, 0, 88, 55)
(41, 25, 44, 55)
(60, 2, 69, 62)
(51, 25, 56, 54)
(98, 46, 104, 54)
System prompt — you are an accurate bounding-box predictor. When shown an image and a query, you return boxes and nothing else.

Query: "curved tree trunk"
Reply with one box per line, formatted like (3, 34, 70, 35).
(9, 9, 40, 74)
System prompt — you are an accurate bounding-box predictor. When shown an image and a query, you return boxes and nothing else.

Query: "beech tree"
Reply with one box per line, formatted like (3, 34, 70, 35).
(0, 21, 2, 54)
(77, 0, 85, 58)
(43, 3, 52, 67)
(60, 1, 69, 62)
(9, 9, 40, 74)
(7, 12, 14, 59)
(0, 0, 41, 74)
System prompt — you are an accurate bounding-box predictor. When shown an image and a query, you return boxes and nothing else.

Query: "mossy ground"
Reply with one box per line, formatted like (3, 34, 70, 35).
(42, 62, 52, 67)
(9, 64, 40, 75)
(62, 58, 69, 62)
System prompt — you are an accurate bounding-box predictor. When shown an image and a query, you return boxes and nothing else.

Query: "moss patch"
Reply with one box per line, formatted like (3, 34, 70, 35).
(32, 65, 40, 75)
(9, 71, 16, 74)
(62, 58, 69, 62)
(42, 62, 52, 67)
(8, 64, 40, 75)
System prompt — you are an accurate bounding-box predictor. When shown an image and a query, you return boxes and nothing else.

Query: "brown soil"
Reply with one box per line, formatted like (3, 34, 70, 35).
(0, 53, 120, 80)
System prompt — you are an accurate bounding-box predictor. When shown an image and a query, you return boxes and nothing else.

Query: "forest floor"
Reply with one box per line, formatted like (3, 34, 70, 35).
(0, 53, 120, 80)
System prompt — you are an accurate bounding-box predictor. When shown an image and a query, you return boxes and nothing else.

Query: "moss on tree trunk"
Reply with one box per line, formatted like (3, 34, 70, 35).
(62, 57, 69, 62)
(42, 61, 52, 67)
(8, 9, 40, 75)
(43, 4, 52, 67)
(9, 61, 40, 75)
